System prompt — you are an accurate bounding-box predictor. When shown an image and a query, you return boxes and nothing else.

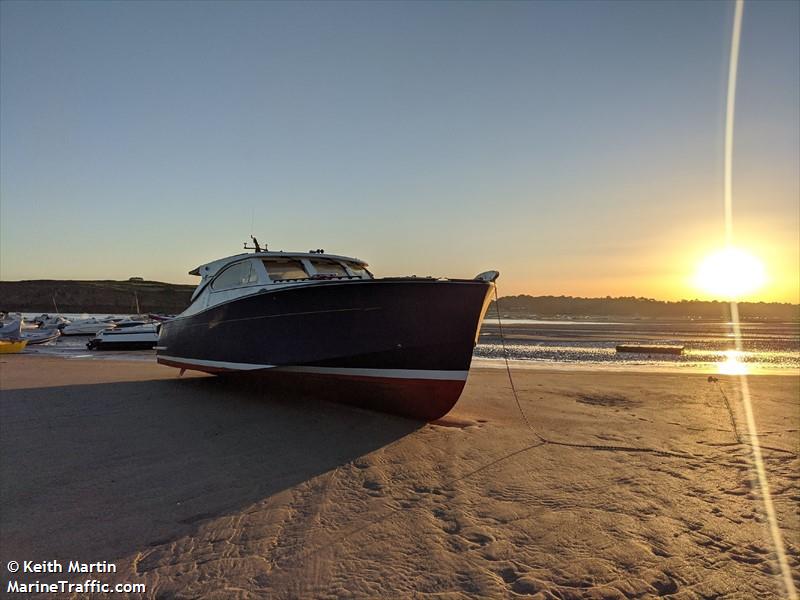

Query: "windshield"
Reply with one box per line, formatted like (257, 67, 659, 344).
(262, 258, 308, 281)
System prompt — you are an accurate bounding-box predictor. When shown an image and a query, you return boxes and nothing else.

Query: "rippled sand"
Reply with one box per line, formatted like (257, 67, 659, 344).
(1, 356, 797, 598)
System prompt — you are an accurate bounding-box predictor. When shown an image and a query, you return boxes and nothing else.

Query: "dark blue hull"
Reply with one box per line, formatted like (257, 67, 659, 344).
(157, 278, 494, 420)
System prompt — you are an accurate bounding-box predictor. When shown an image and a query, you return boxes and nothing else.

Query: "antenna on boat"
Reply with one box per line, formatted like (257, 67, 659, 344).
(243, 235, 266, 253)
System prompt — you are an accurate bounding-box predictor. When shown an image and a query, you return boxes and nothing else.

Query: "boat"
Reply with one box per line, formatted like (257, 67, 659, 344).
(2, 316, 61, 344)
(61, 317, 116, 336)
(148, 313, 175, 322)
(87, 322, 160, 350)
(156, 239, 498, 420)
(31, 314, 71, 329)
(615, 344, 684, 355)
(0, 339, 28, 354)
(0, 318, 22, 339)
(22, 328, 61, 345)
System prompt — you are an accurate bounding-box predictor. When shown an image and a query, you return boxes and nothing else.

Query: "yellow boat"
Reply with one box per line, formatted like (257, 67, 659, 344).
(0, 339, 28, 354)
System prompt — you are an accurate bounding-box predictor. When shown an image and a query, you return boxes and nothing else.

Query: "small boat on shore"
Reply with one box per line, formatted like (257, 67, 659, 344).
(156, 239, 498, 420)
(61, 317, 115, 336)
(0, 339, 28, 354)
(616, 344, 684, 355)
(148, 313, 175, 322)
(87, 322, 159, 350)
(23, 328, 61, 345)
(31, 314, 71, 329)
(0, 318, 22, 339)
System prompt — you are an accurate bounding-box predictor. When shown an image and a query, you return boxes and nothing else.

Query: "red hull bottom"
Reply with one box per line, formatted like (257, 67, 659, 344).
(264, 371, 468, 421)
(158, 357, 467, 421)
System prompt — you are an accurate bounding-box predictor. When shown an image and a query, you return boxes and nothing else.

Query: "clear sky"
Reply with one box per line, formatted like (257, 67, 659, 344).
(1, 1, 798, 302)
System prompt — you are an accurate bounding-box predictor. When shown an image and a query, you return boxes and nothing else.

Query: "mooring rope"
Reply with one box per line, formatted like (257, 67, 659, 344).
(711, 377, 743, 444)
(492, 286, 541, 439)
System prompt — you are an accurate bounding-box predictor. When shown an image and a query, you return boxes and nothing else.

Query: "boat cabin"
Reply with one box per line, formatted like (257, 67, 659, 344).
(183, 251, 373, 315)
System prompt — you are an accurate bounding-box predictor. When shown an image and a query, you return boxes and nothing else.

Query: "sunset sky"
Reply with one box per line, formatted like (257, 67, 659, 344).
(1, 1, 798, 302)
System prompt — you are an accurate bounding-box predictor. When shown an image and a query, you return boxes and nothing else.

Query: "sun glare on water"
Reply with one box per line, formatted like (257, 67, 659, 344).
(718, 349, 749, 375)
(694, 246, 767, 299)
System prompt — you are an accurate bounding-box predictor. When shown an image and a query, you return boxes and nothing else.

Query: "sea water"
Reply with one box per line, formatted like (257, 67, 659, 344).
(476, 318, 800, 374)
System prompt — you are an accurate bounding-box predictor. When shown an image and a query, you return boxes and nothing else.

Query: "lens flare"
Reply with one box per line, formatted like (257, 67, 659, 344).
(694, 246, 766, 299)
(717, 349, 748, 375)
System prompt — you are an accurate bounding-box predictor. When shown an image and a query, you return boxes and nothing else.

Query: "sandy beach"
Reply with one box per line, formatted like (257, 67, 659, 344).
(1, 356, 797, 598)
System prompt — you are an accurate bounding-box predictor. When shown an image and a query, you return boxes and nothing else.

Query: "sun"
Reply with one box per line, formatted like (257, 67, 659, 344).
(694, 246, 767, 299)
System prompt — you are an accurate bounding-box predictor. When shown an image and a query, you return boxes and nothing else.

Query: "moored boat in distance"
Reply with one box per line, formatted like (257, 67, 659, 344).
(22, 328, 61, 345)
(148, 313, 175, 322)
(616, 344, 684, 355)
(0, 339, 28, 354)
(0, 318, 23, 340)
(31, 314, 71, 329)
(87, 321, 160, 350)
(156, 239, 498, 420)
(61, 317, 116, 336)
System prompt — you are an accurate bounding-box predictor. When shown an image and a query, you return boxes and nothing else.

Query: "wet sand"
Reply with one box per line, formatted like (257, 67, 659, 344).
(1, 356, 797, 598)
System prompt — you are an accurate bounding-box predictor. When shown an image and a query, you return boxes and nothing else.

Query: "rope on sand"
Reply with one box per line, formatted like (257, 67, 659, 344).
(710, 377, 742, 444)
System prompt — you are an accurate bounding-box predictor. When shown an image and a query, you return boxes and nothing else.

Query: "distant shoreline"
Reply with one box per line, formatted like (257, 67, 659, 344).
(1, 279, 797, 320)
(491, 295, 799, 321)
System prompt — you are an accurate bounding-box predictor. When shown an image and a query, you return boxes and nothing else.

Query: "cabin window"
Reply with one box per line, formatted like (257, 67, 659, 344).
(263, 259, 308, 281)
(211, 261, 258, 290)
(343, 261, 371, 278)
(309, 259, 348, 278)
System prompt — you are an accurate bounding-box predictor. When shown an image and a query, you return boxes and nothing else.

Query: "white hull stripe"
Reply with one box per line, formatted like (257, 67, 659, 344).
(274, 365, 469, 381)
(157, 355, 468, 381)
(158, 355, 275, 371)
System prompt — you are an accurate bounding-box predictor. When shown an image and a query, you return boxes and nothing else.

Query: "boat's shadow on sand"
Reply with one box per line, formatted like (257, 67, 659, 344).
(0, 375, 422, 567)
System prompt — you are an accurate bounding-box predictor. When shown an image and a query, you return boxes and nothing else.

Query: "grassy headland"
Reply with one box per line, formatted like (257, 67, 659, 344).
(0, 280, 195, 315)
